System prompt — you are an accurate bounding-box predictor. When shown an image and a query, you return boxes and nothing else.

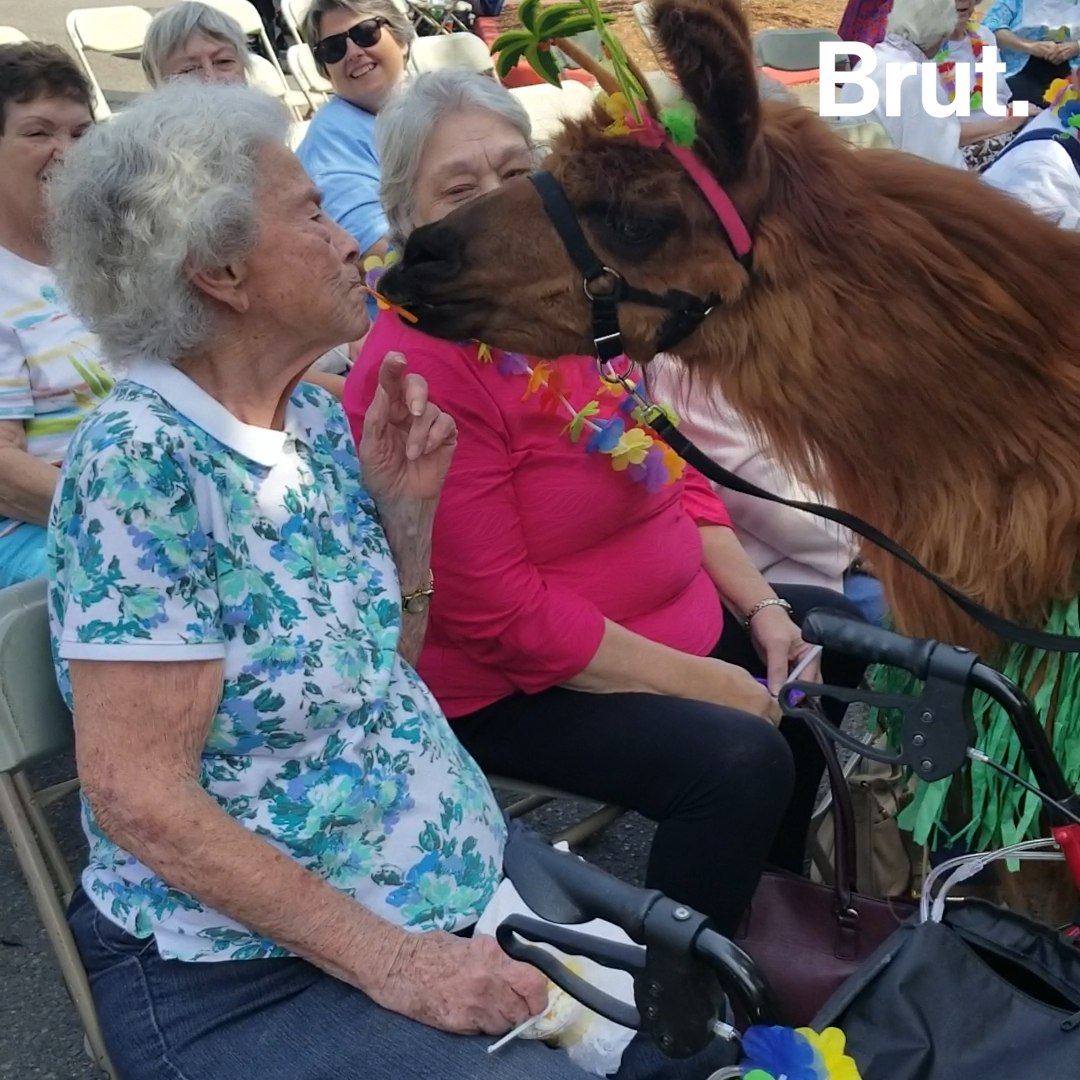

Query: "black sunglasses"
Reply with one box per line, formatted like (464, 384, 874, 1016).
(313, 17, 388, 65)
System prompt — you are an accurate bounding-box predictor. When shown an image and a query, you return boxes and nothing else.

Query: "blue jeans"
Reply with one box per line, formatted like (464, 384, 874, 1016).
(68, 888, 739, 1079)
(842, 570, 887, 626)
(0, 523, 46, 588)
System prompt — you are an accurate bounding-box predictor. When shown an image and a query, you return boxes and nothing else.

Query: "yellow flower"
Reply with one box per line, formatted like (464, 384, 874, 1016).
(522, 361, 553, 400)
(1045, 76, 1075, 105)
(362, 250, 400, 274)
(795, 1027, 863, 1080)
(610, 427, 653, 470)
(600, 91, 632, 137)
(475, 342, 494, 363)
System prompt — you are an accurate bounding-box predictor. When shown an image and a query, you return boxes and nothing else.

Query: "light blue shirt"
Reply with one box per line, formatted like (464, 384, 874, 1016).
(983, 0, 1080, 78)
(296, 96, 387, 320)
(48, 361, 506, 961)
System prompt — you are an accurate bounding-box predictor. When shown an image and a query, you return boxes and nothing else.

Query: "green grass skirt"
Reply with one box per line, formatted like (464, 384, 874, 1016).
(868, 596, 1080, 852)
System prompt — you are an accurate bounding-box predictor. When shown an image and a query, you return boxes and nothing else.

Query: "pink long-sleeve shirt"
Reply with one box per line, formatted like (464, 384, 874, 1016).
(343, 315, 733, 717)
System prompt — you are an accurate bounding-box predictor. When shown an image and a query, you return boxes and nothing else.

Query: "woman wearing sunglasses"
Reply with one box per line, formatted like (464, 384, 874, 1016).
(296, 0, 414, 319)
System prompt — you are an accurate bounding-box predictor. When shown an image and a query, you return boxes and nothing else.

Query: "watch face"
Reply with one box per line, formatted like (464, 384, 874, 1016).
(404, 593, 431, 615)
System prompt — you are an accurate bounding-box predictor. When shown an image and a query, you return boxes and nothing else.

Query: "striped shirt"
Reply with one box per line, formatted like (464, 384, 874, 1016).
(0, 244, 111, 538)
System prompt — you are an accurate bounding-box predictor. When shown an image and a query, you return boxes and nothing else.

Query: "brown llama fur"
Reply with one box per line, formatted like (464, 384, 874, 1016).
(381, 0, 1080, 661)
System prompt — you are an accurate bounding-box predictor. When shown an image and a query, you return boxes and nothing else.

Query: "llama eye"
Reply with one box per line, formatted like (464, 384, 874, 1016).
(592, 210, 675, 258)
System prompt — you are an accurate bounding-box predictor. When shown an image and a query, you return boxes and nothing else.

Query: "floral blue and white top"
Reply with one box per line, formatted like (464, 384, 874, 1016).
(983, 0, 1080, 78)
(47, 360, 506, 962)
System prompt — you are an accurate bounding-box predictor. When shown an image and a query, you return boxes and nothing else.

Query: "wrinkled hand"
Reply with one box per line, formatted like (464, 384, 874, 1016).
(749, 606, 820, 698)
(359, 352, 457, 505)
(370, 930, 551, 1035)
(1028, 39, 1061, 60)
(712, 661, 783, 725)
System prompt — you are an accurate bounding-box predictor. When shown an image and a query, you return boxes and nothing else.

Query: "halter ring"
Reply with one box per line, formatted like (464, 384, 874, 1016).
(583, 268, 625, 301)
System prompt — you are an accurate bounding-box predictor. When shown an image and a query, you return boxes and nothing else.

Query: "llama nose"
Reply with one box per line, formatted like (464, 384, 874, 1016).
(402, 221, 463, 279)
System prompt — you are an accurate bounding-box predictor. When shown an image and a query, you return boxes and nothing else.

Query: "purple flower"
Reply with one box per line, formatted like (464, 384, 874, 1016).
(496, 351, 530, 377)
(627, 445, 669, 493)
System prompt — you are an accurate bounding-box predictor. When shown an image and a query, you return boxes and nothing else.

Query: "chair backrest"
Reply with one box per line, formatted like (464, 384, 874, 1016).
(65, 5, 154, 120)
(198, 0, 296, 92)
(510, 80, 595, 146)
(0, 580, 73, 776)
(249, 51, 289, 96)
(408, 31, 497, 78)
(632, 1, 657, 50)
(281, 0, 312, 43)
(287, 42, 332, 101)
(0, 25, 29, 45)
(753, 28, 842, 72)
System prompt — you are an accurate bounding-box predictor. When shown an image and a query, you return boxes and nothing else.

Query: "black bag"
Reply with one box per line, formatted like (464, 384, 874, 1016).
(812, 898, 1080, 1079)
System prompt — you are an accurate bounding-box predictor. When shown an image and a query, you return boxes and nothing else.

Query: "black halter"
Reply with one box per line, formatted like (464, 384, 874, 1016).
(529, 170, 738, 362)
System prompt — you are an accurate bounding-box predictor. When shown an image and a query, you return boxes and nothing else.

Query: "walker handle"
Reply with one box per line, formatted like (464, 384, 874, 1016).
(802, 609, 937, 679)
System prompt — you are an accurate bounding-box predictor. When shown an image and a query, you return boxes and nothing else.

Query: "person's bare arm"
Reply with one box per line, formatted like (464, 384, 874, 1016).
(303, 369, 347, 399)
(960, 111, 1031, 144)
(0, 419, 57, 525)
(70, 656, 547, 1033)
(994, 28, 1055, 57)
(380, 501, 436, 667)
(563, 618, 779, 721)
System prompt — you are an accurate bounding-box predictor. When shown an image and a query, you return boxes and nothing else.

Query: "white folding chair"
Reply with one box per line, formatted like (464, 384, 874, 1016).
(509, 80, 595, 148)
(198, 0, 308, 116)
(248, 52, 309, 117)
(281, 0, 311, 44)
(0, 580, 116, 1077)
(407, 31, 497, 79)
(286, 42, 331, 108)
(65, 5, 153, 120)
(632, 1, 657, 52)
(0, 25, 30, 45)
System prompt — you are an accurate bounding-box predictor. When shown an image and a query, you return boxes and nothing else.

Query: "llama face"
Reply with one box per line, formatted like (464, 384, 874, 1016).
(378, 0, 765, 363)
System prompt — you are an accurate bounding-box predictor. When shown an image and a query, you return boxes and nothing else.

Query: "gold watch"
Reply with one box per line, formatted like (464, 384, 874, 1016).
(401, 570, 435, 615)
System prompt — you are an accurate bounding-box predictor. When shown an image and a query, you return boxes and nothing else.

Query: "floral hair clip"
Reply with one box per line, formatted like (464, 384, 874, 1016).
(362, 251, 418, 324)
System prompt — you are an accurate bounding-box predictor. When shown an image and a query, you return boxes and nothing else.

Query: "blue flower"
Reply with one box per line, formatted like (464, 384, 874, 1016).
(586, 416, 625, 454)
(741, 1026, 822, 1080)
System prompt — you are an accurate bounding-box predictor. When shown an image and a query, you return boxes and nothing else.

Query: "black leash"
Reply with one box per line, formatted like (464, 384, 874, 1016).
(647, 410, 1080, 654)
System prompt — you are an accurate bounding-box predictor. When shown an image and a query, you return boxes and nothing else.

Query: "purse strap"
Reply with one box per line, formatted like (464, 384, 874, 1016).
(804, 704, 859, 914)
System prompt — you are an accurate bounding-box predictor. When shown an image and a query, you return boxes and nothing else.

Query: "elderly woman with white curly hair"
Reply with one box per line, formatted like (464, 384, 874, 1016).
(838, 0, 1032, 166)
(45, 79, 738, 1080)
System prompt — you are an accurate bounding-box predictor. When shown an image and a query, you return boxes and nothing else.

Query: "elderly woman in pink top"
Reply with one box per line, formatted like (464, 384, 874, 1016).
(343, 71, 866, 936)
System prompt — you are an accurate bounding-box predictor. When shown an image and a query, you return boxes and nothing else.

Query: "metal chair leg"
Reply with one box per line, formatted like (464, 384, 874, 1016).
(553, 803, 625, 847)
(0, 772, 116, 1077)
(12, 770, 76, 901)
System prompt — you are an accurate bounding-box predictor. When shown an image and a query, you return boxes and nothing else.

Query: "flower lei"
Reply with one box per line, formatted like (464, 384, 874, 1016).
(1045, 74, 1080, 134)
(934, 23, 984, 112)
(361, 255, 686, 493)
(713, 1025, 863, 1080)
(476, 345, 686, 493)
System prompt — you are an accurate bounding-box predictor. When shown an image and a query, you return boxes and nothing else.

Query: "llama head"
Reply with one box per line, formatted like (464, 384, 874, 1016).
(379, 0, 768, 363)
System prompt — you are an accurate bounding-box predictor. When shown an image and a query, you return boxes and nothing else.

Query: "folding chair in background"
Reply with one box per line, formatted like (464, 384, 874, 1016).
(65, 5, 153, 120)
(0, 579, 116, 1077)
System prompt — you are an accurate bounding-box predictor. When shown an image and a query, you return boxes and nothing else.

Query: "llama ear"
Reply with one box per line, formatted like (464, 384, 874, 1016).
(649, 0, 760, 182)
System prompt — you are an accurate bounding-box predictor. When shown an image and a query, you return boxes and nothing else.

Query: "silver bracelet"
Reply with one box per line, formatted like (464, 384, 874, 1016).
(743, 597, 793, 629)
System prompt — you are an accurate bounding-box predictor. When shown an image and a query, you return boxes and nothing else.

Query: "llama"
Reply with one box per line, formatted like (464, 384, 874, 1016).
(379, 0, 1080, 864)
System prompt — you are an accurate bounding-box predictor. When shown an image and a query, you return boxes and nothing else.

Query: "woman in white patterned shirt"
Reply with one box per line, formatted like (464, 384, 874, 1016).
(0, 42, 111, 587)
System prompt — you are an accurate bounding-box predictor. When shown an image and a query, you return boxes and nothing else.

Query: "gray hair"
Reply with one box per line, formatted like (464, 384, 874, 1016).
(377, 69, 534, 247)
(304, 0, 415, 77)
(885, 0, 956, 49)
(46, 81, 291, 365)
(141, 2, 252, 85)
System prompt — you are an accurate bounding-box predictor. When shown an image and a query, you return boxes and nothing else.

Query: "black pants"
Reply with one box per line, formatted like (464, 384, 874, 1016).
(453, 585, 867, 936)
(1007, 55, 1071, 106)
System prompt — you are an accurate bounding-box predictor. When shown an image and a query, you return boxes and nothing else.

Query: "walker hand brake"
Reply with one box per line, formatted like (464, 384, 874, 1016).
(496, 914, 644, 1029)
